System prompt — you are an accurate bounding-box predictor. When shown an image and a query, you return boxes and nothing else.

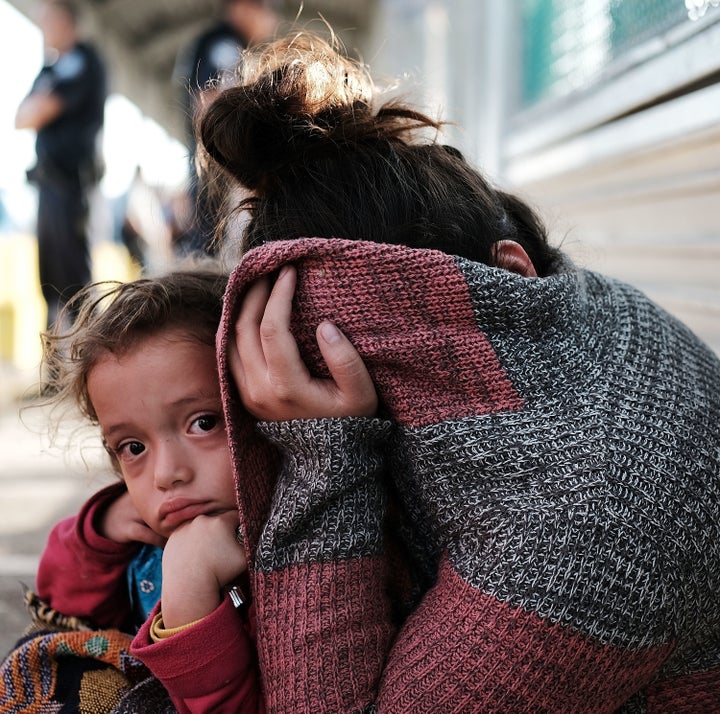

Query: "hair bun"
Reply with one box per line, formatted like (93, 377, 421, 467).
(198, 35, 376, 192)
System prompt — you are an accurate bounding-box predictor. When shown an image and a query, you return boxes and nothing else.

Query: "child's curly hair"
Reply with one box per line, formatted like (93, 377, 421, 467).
(41, 268, 228, 426)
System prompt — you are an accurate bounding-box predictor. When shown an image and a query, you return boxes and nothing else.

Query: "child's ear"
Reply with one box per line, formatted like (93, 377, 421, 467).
(492, 240, 538, 278)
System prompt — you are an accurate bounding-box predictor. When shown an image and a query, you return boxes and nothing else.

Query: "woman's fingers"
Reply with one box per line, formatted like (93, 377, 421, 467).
(233, 267, 310, 418)
(234, 275, 272, 383)
(258, 266, 313, 398)
(316, 321, 378, 417)
(229, 264, 378, 420)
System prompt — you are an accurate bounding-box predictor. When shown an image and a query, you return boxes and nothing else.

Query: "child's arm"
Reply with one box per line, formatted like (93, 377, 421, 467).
(36, 482, 146, 629)
(131, 511, 263, 712)
(131, 597, 265, 714)
(131, 599, 263, 713)
(159, 510, 246, 627)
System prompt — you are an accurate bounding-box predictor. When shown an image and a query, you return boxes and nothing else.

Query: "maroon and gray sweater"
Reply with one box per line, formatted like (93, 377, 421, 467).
(219, 237, 720, 713)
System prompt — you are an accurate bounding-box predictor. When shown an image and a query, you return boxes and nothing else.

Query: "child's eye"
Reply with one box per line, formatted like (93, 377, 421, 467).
(190, 414, 220, 434)
(116, 441, 145, 459)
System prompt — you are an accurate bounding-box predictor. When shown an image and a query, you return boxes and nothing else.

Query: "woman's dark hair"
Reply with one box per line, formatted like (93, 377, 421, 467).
(198, 33, 562, 276)
(41, 268, 228, 425)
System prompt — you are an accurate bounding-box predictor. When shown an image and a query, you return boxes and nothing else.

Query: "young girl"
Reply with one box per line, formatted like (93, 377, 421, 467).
(196, 33, 720, 712)
(27, 269, 264, 712)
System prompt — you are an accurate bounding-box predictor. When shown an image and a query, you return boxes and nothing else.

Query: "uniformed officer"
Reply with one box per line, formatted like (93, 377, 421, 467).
(15, 0, 106, 329)
(173, 0, 278, 257)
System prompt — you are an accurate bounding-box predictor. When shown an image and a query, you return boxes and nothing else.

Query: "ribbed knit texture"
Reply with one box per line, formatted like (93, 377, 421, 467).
(218, 238, 720, 713)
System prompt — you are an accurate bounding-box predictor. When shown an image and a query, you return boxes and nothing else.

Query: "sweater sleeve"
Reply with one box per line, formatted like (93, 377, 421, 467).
(36, 481, 138, 630)
(372, 416, 679, 713)
(131, 598, 264, 714)
(254, 416, 679, 713)
(250, 417, 395, 714)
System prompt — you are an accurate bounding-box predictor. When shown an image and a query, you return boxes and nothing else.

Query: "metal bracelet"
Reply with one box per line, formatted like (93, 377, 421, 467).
(228, 585, 245, 609)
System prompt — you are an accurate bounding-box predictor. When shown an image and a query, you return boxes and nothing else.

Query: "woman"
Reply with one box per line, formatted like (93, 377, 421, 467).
(200, 32, 720, 713)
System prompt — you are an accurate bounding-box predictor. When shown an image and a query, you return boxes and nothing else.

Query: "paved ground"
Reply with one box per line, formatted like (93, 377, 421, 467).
(0, 393, 115, 658)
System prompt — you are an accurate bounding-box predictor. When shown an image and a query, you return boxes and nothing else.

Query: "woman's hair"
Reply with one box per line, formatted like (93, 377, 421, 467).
(42, 268, 228, 425)
(198, 32, 562, 275)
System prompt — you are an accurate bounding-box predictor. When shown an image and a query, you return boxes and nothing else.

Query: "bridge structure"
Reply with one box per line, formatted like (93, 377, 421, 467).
(4, 0, 720, 361)
(7, 0, 375, 141)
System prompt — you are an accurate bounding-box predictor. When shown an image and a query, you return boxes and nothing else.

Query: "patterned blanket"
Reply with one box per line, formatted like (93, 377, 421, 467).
(0, 590, 174, 713)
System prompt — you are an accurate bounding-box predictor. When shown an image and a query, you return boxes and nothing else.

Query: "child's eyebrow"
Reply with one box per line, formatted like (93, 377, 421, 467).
(168, 392, 222, 408)
(101, 422, 134, 441)
(100, 393, 223, 438)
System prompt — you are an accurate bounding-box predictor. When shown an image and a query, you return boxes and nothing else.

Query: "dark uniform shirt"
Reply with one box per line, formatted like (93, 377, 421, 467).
(173, 20, 247, 255)
(175, 20, 247, 148)
(30, 41, 106, 187)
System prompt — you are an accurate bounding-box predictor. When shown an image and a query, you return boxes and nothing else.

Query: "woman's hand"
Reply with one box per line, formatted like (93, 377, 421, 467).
(100, 490, 166, 548)
(230, 264, 378, 421)
(161, 510, 246, 628)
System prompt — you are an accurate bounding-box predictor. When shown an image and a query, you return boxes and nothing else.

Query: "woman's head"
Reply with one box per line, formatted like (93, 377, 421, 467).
(42, 269, 228, 426)
(198, 32, 562, 276)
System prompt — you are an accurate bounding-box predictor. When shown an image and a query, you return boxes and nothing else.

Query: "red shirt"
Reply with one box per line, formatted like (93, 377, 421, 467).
(37, 482, 264, 713)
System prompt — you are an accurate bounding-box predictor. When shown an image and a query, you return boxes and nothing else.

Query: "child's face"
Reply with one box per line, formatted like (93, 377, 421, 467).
(86, 329, 237, 539)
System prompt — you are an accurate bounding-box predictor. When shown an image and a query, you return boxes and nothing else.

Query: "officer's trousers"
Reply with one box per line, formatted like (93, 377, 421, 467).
(36, 180, 91, 328)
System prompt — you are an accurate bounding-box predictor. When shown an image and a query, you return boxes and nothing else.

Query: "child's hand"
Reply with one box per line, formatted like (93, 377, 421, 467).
(230, 264, 378, 421)
(160, 510, 247, 628)
(100, 490, 166, 547)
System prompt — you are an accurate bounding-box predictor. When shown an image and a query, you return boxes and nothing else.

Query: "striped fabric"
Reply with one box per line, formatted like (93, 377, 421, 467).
(219, 238, 720, 713)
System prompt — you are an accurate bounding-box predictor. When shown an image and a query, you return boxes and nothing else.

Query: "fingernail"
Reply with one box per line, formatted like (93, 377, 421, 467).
(320, 321, 341, 344)
(279, 265, 291, 279)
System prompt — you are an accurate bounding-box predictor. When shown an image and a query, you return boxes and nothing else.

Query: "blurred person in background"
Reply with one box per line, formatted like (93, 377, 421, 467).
(15, 0, 106, 330)
(173, 0, 279, 258)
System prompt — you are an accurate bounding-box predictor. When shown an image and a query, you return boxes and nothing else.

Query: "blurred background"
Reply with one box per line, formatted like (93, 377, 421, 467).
(1, 0, 719, 652)
(2, 0, 719, 385)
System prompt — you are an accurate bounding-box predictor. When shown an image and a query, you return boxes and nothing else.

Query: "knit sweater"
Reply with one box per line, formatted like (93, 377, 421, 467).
(219, 237, 720, 713)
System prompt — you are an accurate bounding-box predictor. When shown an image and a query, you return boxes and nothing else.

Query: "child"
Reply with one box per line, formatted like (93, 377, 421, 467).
(31, 269, 263, 712)
(195, 33, 720, 712)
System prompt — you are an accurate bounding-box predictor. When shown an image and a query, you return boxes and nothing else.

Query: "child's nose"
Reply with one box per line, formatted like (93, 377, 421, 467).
(153, 439, 193, 489)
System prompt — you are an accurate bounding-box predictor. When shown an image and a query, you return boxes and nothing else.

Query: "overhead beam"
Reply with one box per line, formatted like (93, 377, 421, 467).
(4, 0, 377, 142)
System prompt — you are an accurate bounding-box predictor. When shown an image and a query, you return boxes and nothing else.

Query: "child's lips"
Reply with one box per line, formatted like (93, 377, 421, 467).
(158, 499, 213, 528)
